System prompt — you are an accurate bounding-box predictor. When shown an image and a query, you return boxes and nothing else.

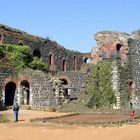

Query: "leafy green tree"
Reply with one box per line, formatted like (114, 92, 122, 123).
(8, 45, 32, 71)
(0, 44, 49, 72)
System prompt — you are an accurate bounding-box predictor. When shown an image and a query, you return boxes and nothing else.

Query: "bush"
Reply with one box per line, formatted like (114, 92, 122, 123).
(28, 57, 49, 71)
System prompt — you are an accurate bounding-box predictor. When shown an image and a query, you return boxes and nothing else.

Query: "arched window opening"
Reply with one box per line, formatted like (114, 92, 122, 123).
(0, 34, 4, 44)
(129, 81, 136, 96)
(60, 79, 69, 99)
(49, 54, 56, 71)
(129, 81, 133, 87)
(20, 80, 30, 105)
(5, 82, 16, 106)
(116, 44, 123, 59)
(63, 59, 66, 71)
(18, 42, 23, 46)
(49, 54, 52, 66)
(84, 58, 91, 64)
(33, 48, 41, 59)
(73, 56, 77, 71)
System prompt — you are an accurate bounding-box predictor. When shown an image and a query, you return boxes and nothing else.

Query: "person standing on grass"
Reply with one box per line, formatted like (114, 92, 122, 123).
(13, 103, 19, 122)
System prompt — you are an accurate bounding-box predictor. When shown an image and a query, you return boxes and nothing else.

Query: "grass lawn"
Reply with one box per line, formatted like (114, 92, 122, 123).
(0, 116, 9, 123)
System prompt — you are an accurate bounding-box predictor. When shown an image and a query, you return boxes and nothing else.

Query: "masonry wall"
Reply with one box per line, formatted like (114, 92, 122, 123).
(57, 71, 88, 99)
(0, 69, 89, 108)
(112, 60, 133, 110)
(129, 38, 140, 90)
(128, 38, 140, 109)
(0, 25, 83, 71)
(18, 70, 58, 108)
(0, 68, 17, 106)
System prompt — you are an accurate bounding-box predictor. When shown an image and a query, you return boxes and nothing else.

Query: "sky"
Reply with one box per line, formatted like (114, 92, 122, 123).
(1, 0, 140, 53)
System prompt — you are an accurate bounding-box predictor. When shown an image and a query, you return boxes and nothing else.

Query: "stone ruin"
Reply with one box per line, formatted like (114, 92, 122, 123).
(91, 30, 140, 109)
(1, 24, 140, 111)
(0, 24, 88, 109)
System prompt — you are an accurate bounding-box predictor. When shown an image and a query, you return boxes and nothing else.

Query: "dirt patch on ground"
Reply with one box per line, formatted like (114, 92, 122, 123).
(46, 114, 130, 125)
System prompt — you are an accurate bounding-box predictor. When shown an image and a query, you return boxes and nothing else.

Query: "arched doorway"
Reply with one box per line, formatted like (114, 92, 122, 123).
(60, 79, 70, 99)
(63, 59, 66, 71)
(5, 82, 16, 106)
(33, 48, 41, 58)
(20, 80, 30, 105)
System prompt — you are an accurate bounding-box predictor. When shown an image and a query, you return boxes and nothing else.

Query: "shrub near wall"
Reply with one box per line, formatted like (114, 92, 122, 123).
(86, 60, 116, 109)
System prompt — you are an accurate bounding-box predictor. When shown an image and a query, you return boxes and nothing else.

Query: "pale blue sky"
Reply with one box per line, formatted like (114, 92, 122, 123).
(1, 0, 140, 52)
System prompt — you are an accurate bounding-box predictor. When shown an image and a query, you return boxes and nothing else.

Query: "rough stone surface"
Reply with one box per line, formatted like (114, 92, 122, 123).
(57, 71, 88, 98)
(111, 63, 121, 109)
(0, 68, 89, 109)
(92, 31, 130, 63)
(0, 24, 83, 71)
(128, 37, 140, 109)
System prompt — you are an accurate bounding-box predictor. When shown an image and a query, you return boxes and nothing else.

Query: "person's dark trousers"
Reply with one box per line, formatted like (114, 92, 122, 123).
(14, 111, 18, 122)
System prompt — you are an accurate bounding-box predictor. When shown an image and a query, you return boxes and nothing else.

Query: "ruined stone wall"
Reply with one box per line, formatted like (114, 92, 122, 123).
(111, 61, 121, 109)
(43, 41, 83, 71)
(0, 69, 17, 91)
(57, 71, 88, 99)
(92, 31, 130, 63)
(129, 38, 140, 90)
(18, 70, 60, 108)
(112, 60, 133, 110)
(0, 69, 62, 108)
(128, 37, 140, 109)
(0, 68, 17, 106)
(0, 69, 89, 108)
(0, 24, 83, 71)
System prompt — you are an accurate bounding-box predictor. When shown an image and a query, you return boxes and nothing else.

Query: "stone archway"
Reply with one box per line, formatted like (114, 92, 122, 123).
(59, 76, 72, 99)
(20, 80, 30, 105)
(5, 82, 16, 106)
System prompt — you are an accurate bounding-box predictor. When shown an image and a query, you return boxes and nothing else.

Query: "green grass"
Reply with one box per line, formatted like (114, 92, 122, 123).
(0, 116, 9, 123)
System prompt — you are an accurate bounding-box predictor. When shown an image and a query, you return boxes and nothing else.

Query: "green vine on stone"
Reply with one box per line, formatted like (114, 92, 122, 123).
(86, 60, 116, 109)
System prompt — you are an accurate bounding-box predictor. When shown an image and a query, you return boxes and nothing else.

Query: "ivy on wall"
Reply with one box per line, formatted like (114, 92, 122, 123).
(86, 60, 116, 109)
